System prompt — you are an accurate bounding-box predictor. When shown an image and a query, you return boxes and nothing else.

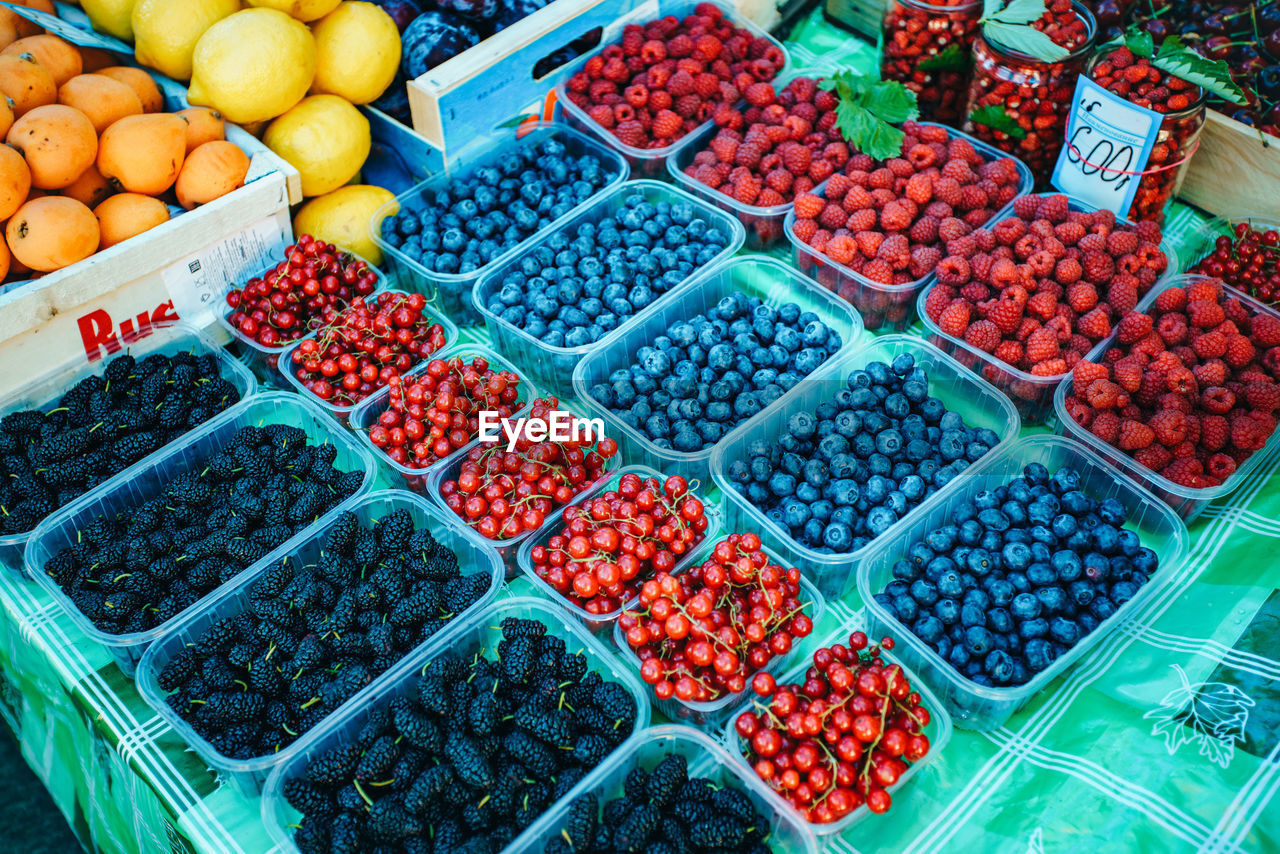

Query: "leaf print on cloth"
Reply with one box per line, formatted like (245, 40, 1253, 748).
(1143, 664, 1255, 768)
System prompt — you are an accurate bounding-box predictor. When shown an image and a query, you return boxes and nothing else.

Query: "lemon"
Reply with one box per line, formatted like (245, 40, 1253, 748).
(245, 0, 340, 21)
(189, 8, 316, 124)
(294, 184, 394, 264)
(81, 0, 137, 41)
(265, 94, 370, 197)
(132, 0, 240, 81)
(310, 2, 401, 104)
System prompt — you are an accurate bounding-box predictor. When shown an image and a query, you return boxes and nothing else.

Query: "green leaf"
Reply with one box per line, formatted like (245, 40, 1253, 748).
(1151, 33, 1248, 104)
(1124, 26, 1154, 58)
(984, 20, 1070, 61)
(918, 44, 971, 72)
(866, 79, 919, 123)
(985, 0, 1046, 25)
(968, 104, 1027, 139)
(824, 70, 917, 161)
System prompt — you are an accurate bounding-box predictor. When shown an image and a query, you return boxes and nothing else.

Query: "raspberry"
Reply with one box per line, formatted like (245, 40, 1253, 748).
(1031, 358, 1069, 376)
(1134, 219, 1163, 246)
(1036, 194, 1070, 223)
(587, 103, 615, 128)
(962, 319, 1001, 352)
(1245, 382, 1280, 413)
(668, 69, 695, 96)
(932, 177, 962, 208)
(1063, 282, 1096, 313)
(1073, 307, 1110, 341)
(1149, 409, 1188, 446)
(613, 119, 645, 147)
(744, 82, 775, 106)
(693, 72, 721, 99)
(1162, 457, 1209, 487)
(855, 230, 884, 259)
(732, 177, 761, 204)
(1105, 230, 1139, 256)
(863, 259, 895, 284)
(993, 339, 1023, 365)
(910, 246, 942, 279)
(1012, 195, 1040, 219)
(1191, 331, 1227, 359)
(764, 169, 793, 194)
(1133, 444, 1173, 471)
(938, 217, 969, 242)
(1193, 359, 1228, 388)
(1117, 420, 1155, 450)
(1054, 221, 1086, 246)
(794, 193, 825, 219)
(1232, 411, 1275, 451)
(1073, 360, 1109, 396)
(1090, 411, 1121, 443)
(1201, 415, 1229, 451)
(1186, 299, 1226, 329)
(1250, 314, 1280, 347)
(940, 159, 974, 183)
(1025, 328, 1060, 363)
(924, 284, 954, 320)
(1152, 287, 1186, 313)
(880, 201, 914, 232)
(987, 298, 1023, 335)
(1224, 335, 1256, 368)
(818, 204, 848, 230)
(905, 173, 933, 205)
(908, 216, 939, 244)
(1156, 313, 1188, 345)
(1086, 379, 1125, 410)
(1116, 312, 1153, 344)
(791, 218, 818, 243)
(1204, 452, 1236, 480)
(1187, 279, 1221, 303)
(937, 301, 971, 337)
(652, 109, 683, 139)
(824, 234, 856, 265)
(846, 208, 877, 231)
(808, 159, 834, 183)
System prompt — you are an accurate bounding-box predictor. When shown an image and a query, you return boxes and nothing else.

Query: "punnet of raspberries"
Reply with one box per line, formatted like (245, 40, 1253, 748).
(563, 3, 785, 151)
(1062, 277, 1280, 489)
(790, 122, 1024, 286)
(923, 193, 1169, 377)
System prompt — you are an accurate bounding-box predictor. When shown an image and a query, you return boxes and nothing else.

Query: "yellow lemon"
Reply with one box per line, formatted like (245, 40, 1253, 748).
(188, 8, 315, 124)
(264, 94, 369, 197)
(80, 0, 137, 41)
(293, 184, 394, 263)
(310, 2, 401, 104)
(244, 0, 340, 22)
(132, 0, 241, 81)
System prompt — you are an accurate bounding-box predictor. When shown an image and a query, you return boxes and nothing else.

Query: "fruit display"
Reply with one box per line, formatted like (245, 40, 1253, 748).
(619, 532, 816, 706)
(733, 630, 934, 823)
(285, 291, 452, 410)
(584, 291, 846, 453)
(481, 190, 737, 350)
(561, 3, 786, 156)
(723, 352, 1001, 555)
(527, 470, 710, 616)
(788, 121, 1027, 330)
(154, 505, 492, 760)
(0, 348, 244, 537)
(1190, 220, 1280, 305)
(39, 424, 366, 637)
(438, 396, 619, 541)
(280, 615, 640, 853)
(224, 234, 380, 351)
(1060, 276, 1280, 490)
(921, 193, 1170, 420)
(880, 0, 982, 125)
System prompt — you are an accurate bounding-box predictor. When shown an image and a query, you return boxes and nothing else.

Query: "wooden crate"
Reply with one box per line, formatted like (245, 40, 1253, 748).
(824, 0, 885, 37)
(1178, 110, 1280, 219)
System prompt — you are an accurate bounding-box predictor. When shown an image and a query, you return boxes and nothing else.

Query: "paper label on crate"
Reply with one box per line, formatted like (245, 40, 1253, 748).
(1, 4, 132, 55)
(161, 216, 288, 326)
(1051, 76, 1161, 217)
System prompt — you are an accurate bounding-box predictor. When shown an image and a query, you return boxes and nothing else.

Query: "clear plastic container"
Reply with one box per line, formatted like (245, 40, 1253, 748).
(215, 250, 390, 386)
(0, 322, 256, 577)
(572, 255, 864, 485)
(276, 290, 458, 425)
(517, 724, 819, 853)
(1053, 274, 1280, 521)
(856, 434, 1189, 730)
(472, 179, 746, 398)
(347, 343, 538, 492)
(917, 193, 1180, 425)
(133, 489, 502, 796)
(554, 0, 790, 179)
(784, 124, 1033, 333)
(612, 537, 825, 729)
(260, 596, 652, 854)
(23, 392, 377, 677)
(515, 463, 722, 633)
(369, 122, 629, 325)
(719, 622, 954, 837)
(709, 334, 1021, 601)
(880, 0, 983, 125)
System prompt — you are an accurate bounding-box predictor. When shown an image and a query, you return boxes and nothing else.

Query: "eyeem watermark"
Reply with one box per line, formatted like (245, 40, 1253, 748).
(477, 410, 606, 452)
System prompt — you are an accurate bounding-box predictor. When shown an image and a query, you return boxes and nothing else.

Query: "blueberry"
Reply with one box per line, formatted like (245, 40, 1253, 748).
(913, 615, 945, 644)
(867, 506, 898, 536)
(1026, 563, 1056, 587)
(909, 578, 939, 606)
(988, 579, 1016, 606)
(1048, 617, 1081, 646)
(892, 594, 919, 623)
(937, 570, 965, 598)
(1002, 541, 1032, 571)
(984, 649, 1015, 683)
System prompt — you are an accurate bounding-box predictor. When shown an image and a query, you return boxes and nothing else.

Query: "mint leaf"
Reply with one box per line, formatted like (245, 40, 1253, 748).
(866, 79, 919, 123)
(986, 0, 1046, 25)
(1151, 34, 1247, 104)
(984, 20, 1069, 61)
(919, 44, 971, 72)
(1124, 27, 1154, 58)
(969, 104, 1027, 139)
(824, 71, 917, 161)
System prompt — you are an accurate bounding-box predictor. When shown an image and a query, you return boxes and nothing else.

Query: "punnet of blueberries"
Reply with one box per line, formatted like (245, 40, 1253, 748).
(484, 191, 735, 350)
(873, 462, 1160, 687)
(587, 291, 844, 453)
(726, 353, 997, 554)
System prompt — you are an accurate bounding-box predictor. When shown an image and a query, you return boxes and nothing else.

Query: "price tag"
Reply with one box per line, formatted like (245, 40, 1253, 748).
(1051, 76, 1161, 217)
(1, 3, 132, 54)
(162, 216, 289, 326)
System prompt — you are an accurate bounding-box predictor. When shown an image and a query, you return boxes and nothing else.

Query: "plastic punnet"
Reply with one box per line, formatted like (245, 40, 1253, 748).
(573, 255, 864, 484)
(348, 344, 538, 492)
(612, 537, 825, 728)
(261, 596, 651, 854)
(710, 334, 1020, 601)
(720, 618, 953, 837)
(0, 322, 256, 577)
(23, 392, 376, 677)
(134, 490, 502, 796)
(515, 464, 722, 633)
(517, 724, 819, 853)
(554, 0, 790, 178)
(1053, 274, 1280, 521)
(784, 124, 1033, 332)
(472, 179, 746, 397)
(857, 435, 1189, 730)
(369, 122, 629, 324)
(917, 192, 1180, 425)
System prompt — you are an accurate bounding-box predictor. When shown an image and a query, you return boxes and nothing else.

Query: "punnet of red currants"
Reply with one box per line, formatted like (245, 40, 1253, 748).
(733, 631, 932, 823)
(288, 291, 450, 408)
(1191, 222, 1280, 306)
(224, 234, 379, 350)
(366, 354, 525, 470)
(529, 471, 710, 615)
(438, 396, 619, 541)
(619, 532, 815, 705)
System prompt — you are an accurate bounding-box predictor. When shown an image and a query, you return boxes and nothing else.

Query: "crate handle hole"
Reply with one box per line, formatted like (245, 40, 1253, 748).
(532, 26, 604, 82)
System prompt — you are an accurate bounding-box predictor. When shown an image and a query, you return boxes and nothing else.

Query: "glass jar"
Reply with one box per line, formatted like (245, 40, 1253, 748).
(962, 1, 1097, 184)
(1085, 44, 1206, 225)
(880, 0, 983, 125)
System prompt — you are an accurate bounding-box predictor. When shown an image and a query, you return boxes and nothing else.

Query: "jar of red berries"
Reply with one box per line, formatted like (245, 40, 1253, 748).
(962, 0, 1097, 183)
(880, 0, 983, 124)
(1085, 43, 1206, 225)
